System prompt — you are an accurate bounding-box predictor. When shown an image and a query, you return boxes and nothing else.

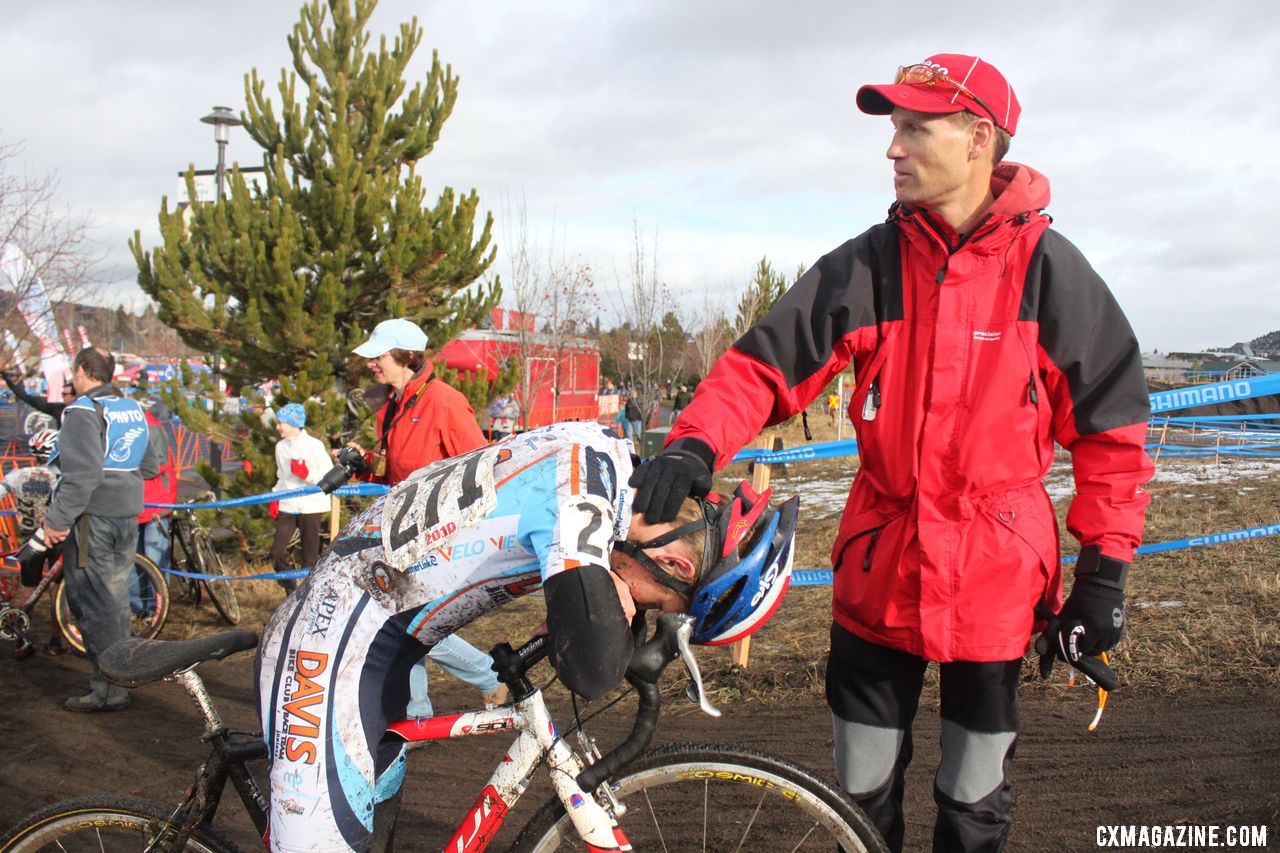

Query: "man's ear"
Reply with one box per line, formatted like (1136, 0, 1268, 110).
(970, 119, 995, 162)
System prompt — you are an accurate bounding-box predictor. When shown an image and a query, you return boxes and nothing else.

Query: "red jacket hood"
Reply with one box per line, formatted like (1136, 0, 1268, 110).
(987, 161, 1050, 218)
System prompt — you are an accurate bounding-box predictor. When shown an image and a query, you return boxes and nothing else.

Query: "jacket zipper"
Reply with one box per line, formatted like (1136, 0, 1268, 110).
(1026, 372, 1038, 406)
(835, 524, 885, 574)
(862, 527, 882, 572)
(912, 212, 996, 285)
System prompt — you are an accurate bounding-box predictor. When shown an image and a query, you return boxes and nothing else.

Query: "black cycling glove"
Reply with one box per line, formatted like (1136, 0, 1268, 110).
(1038, 546, 1128, 685)
(628, 437, 715, 524)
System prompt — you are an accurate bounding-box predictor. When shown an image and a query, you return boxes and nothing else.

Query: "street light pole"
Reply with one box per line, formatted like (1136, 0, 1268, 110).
(199, 106, 242, 496)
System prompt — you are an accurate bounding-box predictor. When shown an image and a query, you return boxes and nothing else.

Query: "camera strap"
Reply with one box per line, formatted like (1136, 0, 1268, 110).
(379, 374, 434, 454)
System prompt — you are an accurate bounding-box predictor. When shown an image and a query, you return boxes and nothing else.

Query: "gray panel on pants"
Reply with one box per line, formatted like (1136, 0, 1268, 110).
(832, 716, 904, 796)
(936, 718, 1016, 804)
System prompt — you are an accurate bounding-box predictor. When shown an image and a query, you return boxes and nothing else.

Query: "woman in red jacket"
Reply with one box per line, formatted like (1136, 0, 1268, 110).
(346, 318, 506, 712)
(347, 318, 487, 483)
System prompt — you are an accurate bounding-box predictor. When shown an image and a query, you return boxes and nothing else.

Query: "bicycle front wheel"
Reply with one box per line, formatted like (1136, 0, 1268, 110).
(55, 555, 170, 654)
(0, 795, 238, 852)
(512, 743, 887, 853)
(194, 533, 240, 625)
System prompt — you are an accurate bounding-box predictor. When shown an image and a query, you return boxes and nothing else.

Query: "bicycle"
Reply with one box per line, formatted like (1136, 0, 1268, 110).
(0, 612, 887, 852)
(1, 546, 169, 659)
(165, 495, 240, 625)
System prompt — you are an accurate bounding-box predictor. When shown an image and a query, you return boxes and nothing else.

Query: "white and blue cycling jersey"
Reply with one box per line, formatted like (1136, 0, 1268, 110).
(257, 422, 636, 853)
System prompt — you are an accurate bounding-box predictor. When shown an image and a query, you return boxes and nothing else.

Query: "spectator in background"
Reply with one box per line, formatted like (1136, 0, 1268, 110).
(344, 319, 487, 483)
(46, 347, 161, 712)
(2, 428, 62, 654)
(344, 318, 506, 712)
(2, 368, 75, 426)
(268, 404, 333, 593)
(826, 389, 841, 428)
(131, 398, 178, 618)
(486, 392, 520, 440)
(670, 384, 692, 424)
(623, 393, 643, 444)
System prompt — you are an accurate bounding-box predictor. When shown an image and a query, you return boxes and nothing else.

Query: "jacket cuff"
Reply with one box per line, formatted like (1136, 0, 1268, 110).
(1073, 544, 1129, 590)
(665, 436, 717, 471)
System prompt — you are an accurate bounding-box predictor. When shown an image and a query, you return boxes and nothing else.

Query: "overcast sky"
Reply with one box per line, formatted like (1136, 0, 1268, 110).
(2, 0, 1277, 353)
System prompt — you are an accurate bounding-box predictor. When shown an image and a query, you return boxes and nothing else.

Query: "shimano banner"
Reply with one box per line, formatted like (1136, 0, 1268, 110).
(1149, 373, 1280, 414)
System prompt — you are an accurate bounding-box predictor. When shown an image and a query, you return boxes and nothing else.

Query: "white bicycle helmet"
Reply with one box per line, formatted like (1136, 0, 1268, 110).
(618, 482, 799, 645)
(27, 428, 58, 459)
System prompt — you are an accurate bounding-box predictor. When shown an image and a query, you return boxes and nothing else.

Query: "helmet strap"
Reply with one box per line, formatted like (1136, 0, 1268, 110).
(615, 535, 697, 598)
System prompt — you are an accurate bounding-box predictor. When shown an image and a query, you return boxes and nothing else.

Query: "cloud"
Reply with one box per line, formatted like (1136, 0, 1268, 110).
(1, 0, 1277, 353)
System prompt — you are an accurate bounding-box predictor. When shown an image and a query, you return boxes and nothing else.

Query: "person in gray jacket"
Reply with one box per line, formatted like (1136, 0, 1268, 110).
(43, 347, 162, 712)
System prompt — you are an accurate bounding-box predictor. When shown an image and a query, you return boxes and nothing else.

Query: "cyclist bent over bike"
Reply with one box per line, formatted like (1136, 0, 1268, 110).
(257, 421, 798, 852)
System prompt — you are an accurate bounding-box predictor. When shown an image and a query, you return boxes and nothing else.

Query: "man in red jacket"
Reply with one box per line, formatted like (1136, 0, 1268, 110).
(631, 54, 1153, 852)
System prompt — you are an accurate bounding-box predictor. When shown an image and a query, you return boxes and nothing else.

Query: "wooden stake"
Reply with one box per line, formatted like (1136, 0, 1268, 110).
(1151, 417, 1171, 465)
(730, 432, 778, 668)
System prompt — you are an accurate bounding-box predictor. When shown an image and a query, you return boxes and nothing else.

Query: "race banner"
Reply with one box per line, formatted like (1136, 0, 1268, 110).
(0, 243, 69, 401)
(77, 324, 91, 348)
(1149, 373, 1280, 414)
(2, 330, 21, 365)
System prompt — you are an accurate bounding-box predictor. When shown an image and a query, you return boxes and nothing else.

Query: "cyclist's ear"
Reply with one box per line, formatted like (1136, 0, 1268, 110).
(651, 551, 696, 586)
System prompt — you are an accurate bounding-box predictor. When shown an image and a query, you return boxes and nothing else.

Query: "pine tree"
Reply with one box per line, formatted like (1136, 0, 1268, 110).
(733, 257, 788, 337)
(129, 0, 500, 553)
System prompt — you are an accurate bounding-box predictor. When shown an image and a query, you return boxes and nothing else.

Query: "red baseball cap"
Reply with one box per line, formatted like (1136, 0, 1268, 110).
(856, 53, 1021, 136)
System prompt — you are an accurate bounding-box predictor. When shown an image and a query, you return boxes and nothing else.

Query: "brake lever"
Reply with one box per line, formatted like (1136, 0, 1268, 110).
(666, 614, 721, 718)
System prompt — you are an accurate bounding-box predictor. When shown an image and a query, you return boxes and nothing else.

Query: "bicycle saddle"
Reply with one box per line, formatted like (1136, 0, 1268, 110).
(99, 630, 259, 688)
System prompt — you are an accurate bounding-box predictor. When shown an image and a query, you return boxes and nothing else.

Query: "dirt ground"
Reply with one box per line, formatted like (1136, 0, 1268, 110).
(0, 603, 1275, 852)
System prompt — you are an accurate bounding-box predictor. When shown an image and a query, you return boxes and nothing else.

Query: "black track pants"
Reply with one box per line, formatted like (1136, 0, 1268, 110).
(826, 623, 1021, 853)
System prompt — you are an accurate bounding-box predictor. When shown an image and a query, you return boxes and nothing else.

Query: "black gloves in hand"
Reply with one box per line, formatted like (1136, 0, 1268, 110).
(628, 438, 715, 523)
(1037, 546, 1128, 685)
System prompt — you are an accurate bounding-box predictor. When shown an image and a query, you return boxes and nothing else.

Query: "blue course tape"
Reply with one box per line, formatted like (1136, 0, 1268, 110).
(164, 566, 310, 582)
(145, 482, 389, 510)
(733, 438, 858, 465)
(790, 522, 1280, 583)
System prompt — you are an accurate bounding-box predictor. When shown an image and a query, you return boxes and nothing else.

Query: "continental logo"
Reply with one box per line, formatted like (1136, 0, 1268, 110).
(678, 770, 800, 801)
(281, 650, 330, 765)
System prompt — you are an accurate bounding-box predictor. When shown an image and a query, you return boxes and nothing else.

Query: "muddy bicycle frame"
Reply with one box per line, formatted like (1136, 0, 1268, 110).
(103, 613, 712, 852)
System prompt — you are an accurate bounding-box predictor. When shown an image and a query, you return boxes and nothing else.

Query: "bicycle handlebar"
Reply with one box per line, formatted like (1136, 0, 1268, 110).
(492, 613, 709, 794)
(575, 612, 693, 792)
(1034, 606, 1118, 692)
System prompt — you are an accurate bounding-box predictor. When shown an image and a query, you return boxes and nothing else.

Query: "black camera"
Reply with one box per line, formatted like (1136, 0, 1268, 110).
(317, 446, 371, 494)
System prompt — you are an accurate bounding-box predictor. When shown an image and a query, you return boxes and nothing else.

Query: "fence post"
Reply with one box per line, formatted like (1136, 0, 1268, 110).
(1151, 417, 1171, 465)
(329, 495, 341, 542)
(730, 432, 778, 668)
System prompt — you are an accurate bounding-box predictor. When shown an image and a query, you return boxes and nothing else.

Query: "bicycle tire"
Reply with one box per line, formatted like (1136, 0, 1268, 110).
(170, 530, 203, 605)
(194, 532, 240, 625)
(511, 742, 888, 853)
(54, 555, 170, 655)
(0, 794, 240, 852)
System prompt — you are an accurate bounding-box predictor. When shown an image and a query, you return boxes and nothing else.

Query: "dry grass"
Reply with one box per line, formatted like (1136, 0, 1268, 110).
(178, 432, 1278, 702)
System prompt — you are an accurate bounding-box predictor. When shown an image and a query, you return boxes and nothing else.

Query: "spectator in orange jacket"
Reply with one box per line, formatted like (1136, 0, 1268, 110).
(344, 318, 506, 713)
(344, 318, 487, 483)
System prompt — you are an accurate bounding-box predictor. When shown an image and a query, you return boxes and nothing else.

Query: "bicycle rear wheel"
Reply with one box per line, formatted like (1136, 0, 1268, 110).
(194, 532, 240, 625)
(0, 795, 238, 852)
(54, 555, 170, 655)
(512, 743, 887, 853)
